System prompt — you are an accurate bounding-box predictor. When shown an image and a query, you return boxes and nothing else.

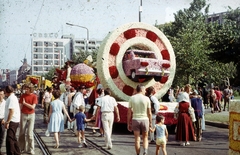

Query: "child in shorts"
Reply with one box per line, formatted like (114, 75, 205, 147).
(150, 115, 168, 155)
(72, 105, 92, 148)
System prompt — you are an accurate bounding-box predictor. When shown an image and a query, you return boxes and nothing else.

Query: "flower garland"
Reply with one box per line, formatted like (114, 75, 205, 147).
(97, 22, 176, 101)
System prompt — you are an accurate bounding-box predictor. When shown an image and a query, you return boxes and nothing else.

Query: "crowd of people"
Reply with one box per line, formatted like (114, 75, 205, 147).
(0, 82, 233, 155)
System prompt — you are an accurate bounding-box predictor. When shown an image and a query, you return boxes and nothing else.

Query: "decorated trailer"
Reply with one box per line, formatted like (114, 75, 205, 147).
(54, 22, 177, 126)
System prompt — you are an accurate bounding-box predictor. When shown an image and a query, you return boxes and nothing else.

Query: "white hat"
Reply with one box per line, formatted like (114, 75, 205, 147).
(178, 92, 190, 103)
(97, 84, 103, 90)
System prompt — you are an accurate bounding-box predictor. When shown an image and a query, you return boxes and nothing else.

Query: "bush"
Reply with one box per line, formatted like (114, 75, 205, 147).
(233, 90, 239, 97)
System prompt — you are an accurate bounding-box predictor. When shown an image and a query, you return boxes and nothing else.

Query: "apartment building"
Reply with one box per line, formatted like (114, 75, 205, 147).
(206, 11, 227, 24)
(31, 37, 71, 76)
(62, 34, 101, 54)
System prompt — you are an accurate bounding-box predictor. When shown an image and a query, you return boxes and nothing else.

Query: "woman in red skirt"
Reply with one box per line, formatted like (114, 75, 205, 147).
(176, 92, 195, 146)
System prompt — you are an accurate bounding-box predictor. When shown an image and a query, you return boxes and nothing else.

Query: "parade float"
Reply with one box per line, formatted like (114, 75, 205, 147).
(96, 22, 177, 125)
(54, 22, 177, 126)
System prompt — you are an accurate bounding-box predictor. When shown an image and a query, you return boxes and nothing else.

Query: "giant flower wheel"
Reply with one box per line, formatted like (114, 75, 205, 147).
(97, 22, 176, 101)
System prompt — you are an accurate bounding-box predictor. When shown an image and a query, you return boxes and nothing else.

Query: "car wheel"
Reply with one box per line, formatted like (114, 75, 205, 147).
(154, 76, 161, 81)
(131, 71, 139, 81)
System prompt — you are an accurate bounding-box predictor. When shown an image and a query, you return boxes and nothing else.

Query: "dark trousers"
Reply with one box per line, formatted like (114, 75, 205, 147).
(193, 117, 202, 140)
(0, 119, 5, 150)
(6, 122, 20, 155)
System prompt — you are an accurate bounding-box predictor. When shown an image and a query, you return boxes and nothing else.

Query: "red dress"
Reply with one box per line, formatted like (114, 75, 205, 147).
(176, 101, 195, 141)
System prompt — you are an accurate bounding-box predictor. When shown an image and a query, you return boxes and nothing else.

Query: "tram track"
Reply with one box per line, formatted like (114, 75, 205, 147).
(33, 128, 112, 155)
(33, 130, 51, 155)
(85, 138, 113, 155)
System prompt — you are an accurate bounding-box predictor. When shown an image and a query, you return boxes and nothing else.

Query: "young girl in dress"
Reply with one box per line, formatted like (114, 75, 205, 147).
(150, 115, 168, 155)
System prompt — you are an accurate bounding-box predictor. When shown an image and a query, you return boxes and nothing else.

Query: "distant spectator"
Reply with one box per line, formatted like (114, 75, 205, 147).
(42, 87, 53, 123)
(214, 86, 222, 112)
(161, 89, 170, 102)
(223, 86, 230, 111)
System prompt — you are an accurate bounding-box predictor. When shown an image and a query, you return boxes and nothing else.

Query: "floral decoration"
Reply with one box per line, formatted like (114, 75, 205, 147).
(109, 66, 119, 79)
(97, 22, 175, 101)
(30, 77, 38, 85)
(146, 31, 158, 42)
(161, 50, 170, 60)
(160, 76, 168, 84)
(162, 63, 171, 68)
(110, 43, 120, 56)
(123, 29, 136, 39)
(123, 85, 134, 96)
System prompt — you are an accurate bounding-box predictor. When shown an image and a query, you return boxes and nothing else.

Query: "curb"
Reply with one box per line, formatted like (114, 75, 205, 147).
(205, 121, 229, 129)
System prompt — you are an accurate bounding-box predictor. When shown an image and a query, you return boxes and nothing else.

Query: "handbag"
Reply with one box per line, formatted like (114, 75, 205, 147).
(188, 106, 196, 122)
(45, 129, 50, 137)
(174, 104, 179, 119)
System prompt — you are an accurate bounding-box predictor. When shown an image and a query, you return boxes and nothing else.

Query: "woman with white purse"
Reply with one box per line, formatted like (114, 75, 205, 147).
(175, 90, 195, 146)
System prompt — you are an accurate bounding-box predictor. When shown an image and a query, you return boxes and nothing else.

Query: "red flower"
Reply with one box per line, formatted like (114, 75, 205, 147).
(123, 85, 134, 96)
(138, 78, 146, 83)
(124, 29, 136, 39)
(109, 66, 119, 79)
(161, 50, 170, 60)
(30, 78, 38, 85)
(162, 63, 170, 68)
(146, 31, 157, 42)
(160, 76, 168, 83)
(110, 43, 120, 56)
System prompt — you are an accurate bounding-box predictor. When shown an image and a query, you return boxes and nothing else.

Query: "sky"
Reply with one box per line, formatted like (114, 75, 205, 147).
(0, 0, 239, 70)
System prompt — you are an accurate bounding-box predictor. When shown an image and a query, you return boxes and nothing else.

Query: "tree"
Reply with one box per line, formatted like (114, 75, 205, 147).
(42, 49, 98, 81)
(157, 0, 236, 87)
(42, 67, 56, 81)
(208, 7, 240, 85)
(72, 49, 98, 65)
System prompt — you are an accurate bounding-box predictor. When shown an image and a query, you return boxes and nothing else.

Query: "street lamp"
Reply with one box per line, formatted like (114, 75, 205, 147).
(66, 22, 89, 52)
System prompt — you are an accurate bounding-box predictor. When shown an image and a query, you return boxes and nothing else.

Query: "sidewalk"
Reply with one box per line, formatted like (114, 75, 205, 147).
(204, 107, 229, 128)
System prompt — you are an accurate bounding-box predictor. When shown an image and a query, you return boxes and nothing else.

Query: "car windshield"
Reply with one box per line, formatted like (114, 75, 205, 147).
(123, 50, 156, 60)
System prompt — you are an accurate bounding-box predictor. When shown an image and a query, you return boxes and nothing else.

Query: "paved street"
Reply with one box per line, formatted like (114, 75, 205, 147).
(0, 105, 230, 155)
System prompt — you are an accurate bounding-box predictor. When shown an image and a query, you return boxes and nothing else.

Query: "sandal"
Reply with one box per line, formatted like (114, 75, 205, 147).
(54, 144, 59, 149)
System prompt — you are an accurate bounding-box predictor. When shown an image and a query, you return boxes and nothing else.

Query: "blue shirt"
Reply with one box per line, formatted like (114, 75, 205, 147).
(191, 97, 203, 118)
(155, 124, 166, 139)
(74, 112, 86, 130)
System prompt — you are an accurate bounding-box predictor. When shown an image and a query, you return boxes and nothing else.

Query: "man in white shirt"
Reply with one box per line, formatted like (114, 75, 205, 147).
(72, 85, 86, 135)
(60, 87, 70, 128)
(96, 88, 120, 150)
(4, 86, 21, 155)
(0, 89, 5, 154)
(42, 87, 53, 123)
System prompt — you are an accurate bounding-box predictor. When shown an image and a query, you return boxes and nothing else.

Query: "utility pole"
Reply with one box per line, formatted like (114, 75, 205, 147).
(139, 0, 142, 22)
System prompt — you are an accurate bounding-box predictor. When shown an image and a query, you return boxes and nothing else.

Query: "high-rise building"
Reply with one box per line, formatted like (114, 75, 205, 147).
(32, 35, 102, 76)
(31, 37, 71, 75)
(62, 34, 101, 54)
